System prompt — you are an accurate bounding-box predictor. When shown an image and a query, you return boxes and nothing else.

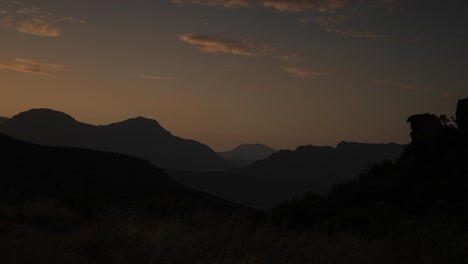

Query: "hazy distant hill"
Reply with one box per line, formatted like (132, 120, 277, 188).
(218, 143, 277, 166)
(0, 117, 8, 124)
(0, 133, 247, 212)
(171, 142, 404, 209)
(0, 109, 230, 171)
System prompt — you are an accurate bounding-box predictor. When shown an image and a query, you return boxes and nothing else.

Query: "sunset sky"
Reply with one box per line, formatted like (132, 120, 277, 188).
(1, 0, 467, 151)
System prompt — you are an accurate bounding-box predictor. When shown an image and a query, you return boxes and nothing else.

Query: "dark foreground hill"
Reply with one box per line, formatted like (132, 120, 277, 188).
(0, 109, 230, 171)
(171, 142, 403, 209)
(0, 133, 248, 214)
(0, 117, 8, 124)
(269, 98, 468, 230)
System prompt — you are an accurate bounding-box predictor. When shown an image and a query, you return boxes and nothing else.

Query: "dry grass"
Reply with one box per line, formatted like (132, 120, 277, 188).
(0, 201, 467, 264)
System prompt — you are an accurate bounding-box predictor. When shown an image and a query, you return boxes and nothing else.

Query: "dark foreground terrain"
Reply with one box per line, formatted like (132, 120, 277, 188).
(1, 200, 467, 264)
(2, 98, 468, 263)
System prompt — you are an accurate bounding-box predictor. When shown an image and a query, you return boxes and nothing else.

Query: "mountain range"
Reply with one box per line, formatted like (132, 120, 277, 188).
(0, 133, 246, 213)
(0, 109, 230, 171)
(171, 141, 403, 209)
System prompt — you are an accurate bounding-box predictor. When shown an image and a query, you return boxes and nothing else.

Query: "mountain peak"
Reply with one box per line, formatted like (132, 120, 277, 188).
(125, 116, 160, 125)
(9, 108, 77, 124)
(109, 116, 165, 131)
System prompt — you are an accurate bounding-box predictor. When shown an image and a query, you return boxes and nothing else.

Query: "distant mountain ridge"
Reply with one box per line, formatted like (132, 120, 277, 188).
(218, 143, 277, 161)
(0, 109, 230, 171)
(172, 141, 404, 209)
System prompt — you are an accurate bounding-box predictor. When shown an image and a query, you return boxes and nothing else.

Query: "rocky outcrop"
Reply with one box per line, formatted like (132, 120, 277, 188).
(456, 98, 468, 133)
(407, 114, 443, 150)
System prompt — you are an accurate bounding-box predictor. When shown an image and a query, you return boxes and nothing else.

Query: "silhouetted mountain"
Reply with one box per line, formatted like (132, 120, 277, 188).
(0, 117, 9, 124)
(0, 133, 249, 214)
(219, 143, 277, 161)
(171, 142, 403, 209)
(0, 109, 230, 171)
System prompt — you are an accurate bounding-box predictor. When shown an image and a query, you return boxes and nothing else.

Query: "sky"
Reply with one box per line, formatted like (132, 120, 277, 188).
(1, 0, 467, 151)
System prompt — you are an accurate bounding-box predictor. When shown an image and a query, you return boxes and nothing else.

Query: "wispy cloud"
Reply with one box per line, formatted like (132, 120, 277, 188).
(300, 14, 347, 26)
(284, 66, 326, 78)
(171, 0, 404, 13)
(329, 29, 389, 39)
(16, 19, 62, 37)
(179, 33, 274, 56)
(172, 1, 397, 40)
(0, 58, 66, 77)
(172, 0, 346, 12)
(0, 5, 85, 37)
(263, 0, 345, 13)
(136, 74, 173, 80)
(17, 6, 43, 14)
(171, 0, 253, 8)
(370, 0, 405, 12)
(278, 53, 299, 64)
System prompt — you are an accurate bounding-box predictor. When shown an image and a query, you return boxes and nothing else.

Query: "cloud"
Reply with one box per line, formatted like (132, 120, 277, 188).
(369, 0, 405, 12)
(328, 29, 389, 39)
(263, 0, 345, 13)
(278, 53, 299, 64)
(13, 58, 66, 70)
(0, 6, 85, 37)
(171, 0, 254, 8)
(284, 66, 326, 78)
(300, 14, 347, 26)
(0, 58, 66, 77)
(171, 0, 403, 13)
(136, 74, 173, 80)
(172, 0, 346, 12)
(179, 33, 274, 56)
(17, 7, 43, 14)
(16, 19, 62, 37)
(56, 17, 87, 24)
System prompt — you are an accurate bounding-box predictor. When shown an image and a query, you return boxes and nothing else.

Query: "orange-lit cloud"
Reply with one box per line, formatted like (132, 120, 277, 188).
(0, 58, 66, 77)
(263, 0, 345, 13)
(284, 66, 326, 78)
(328, 29, 389, 39)
(278, 53, 299, 64)
(136, 74, 173, 80)
(56, 17, 87, 24)
(370, 0, 405, 12)
(16, 19, 62, 37)
(172, 0, 346, 12)
(179, 33, 274, 56)
(0, 6, 85, 37)
(171, 0, 253, 8)
(172, 0, 403, 13)
(17, 7, 43, 14)
(300, 14, 347, 26)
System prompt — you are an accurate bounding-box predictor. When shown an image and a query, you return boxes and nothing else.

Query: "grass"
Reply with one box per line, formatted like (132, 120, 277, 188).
(1, 200, 468, 264)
